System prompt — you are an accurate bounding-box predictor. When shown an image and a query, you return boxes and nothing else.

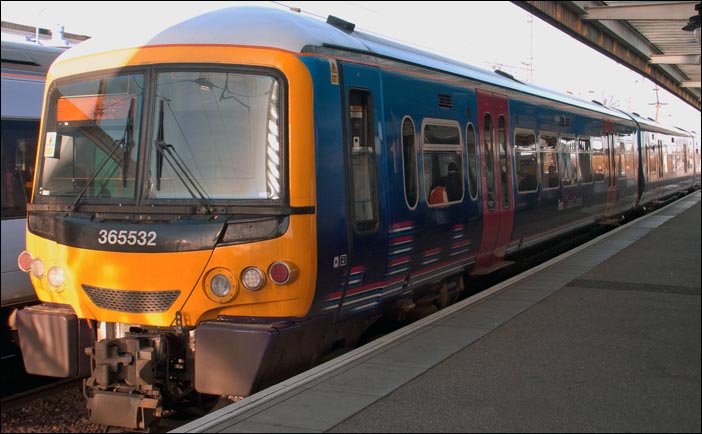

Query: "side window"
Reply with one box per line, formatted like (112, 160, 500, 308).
(2, 119, 39, 219)
(616, 139, 626, 178)
(592, 137, 605, 182)
(578, 137, 592, 183)
(466, 124, 478, 200)
(483, 114, 495, 209)
(423, 121, 463, 206)
(401, 117, 418, 209)
(348, 89, 378, 232)
(622, 137, 635, 178)
(560, 136, 577, 187)
(647, 134, 658, 180)
(515, 130, 537, 193)
(539, 134, 559, 189)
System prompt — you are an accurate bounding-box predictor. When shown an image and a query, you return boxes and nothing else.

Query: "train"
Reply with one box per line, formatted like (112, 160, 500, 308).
(1, 39, 64, 366)
(14, 6, 700, 430)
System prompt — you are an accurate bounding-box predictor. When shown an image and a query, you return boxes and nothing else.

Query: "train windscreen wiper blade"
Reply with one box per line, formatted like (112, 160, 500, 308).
(121, 98, 135, 187)
(67, 138, 124, 212)
(154, 99, 213, 214)
(67, 97, 136, 212)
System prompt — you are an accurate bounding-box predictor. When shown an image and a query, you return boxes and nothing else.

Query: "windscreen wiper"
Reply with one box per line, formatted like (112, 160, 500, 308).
(154, 99, 213, 214)
(68, 138, 123, 212)
(68, 98, 136, 212)
(121, 98, 135, 187)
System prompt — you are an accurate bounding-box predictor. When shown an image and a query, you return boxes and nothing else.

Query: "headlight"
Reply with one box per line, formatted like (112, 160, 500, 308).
(241, 267, 265, 291)
(47, 266, 65, 289)
(30, 258, 45, 278)
(203, 268, 238, 303)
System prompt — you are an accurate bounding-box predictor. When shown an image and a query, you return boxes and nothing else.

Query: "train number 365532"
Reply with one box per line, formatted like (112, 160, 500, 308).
(97, 229, 157, 246)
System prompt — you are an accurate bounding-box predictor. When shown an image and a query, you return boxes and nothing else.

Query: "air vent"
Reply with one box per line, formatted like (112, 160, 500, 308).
(494, 69, 522, 83)
(438, 94, 453, 109)
(559, 115, 571, 127)
(327, 15, 355, 32)
(82, 285, 180, 313)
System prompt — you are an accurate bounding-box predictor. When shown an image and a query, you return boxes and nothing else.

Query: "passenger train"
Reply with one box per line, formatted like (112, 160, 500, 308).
(14, 6, 700, 429)
(1, 39, 63, 364)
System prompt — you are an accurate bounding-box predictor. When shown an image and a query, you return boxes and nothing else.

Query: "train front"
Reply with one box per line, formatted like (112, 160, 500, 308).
(16, 32, 317, 429)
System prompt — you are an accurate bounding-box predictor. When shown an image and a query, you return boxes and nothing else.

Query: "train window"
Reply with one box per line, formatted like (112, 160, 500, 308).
(401, 117, 418, 209)
(559, 136, 577, 187)
(617, 143, 625, 178)
(423, 121, 463, 206)
(591, 137, 605, 182)
(539, 134, 559, 189)
(578, 138, 593, 184)
(1, 119, 38, 218)
(497, 116, 510, 208)
(148, 70, 282, 201)
(40, 72, 144, 200)
(515, 131, 537, 193)
(349, 89, 378, 232)
(483, 114, 495, 209)
(466, 124, 478, 200)
(648, 140, 658, 180)
(621, 137, 635, 178)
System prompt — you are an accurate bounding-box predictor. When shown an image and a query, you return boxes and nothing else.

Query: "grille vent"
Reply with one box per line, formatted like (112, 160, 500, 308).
(559, 115, 572, 127)
(82, 285, 180, 313)
(438, 94, 453, 109)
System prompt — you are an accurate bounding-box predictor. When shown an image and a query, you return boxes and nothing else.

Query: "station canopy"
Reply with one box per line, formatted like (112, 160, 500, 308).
(514, 1, 701, 112)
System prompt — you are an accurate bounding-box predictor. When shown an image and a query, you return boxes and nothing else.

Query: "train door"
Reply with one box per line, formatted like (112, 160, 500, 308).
(603, 122, 618, 218)
(336, 62, 387, 317)
(474, 90, 514, 273)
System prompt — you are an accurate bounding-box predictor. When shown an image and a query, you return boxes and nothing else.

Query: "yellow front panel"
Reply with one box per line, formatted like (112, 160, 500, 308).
(28, 44, 317, 327)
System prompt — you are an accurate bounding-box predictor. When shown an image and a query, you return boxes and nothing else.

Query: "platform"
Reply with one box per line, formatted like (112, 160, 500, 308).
(174, 191, 701, 433)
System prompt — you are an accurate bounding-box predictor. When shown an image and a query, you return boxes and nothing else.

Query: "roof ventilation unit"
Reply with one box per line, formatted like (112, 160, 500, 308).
(327, 15, 355, 32)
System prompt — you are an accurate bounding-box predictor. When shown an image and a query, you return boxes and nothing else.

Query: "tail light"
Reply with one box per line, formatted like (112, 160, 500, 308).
(18, 251, 33, 272)
(268, 261, 298, 285)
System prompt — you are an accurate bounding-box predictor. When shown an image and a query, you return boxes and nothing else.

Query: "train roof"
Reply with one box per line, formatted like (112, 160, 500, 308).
(1, 39, 65, 74)
(60, 6, 631, 121)
(621, 110, 696, 138)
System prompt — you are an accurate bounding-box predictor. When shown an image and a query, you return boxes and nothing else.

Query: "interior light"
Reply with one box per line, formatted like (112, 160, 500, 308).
(682, 3, 701, 45)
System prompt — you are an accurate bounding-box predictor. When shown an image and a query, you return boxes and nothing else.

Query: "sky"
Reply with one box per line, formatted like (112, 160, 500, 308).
(1, 0, 700, 132)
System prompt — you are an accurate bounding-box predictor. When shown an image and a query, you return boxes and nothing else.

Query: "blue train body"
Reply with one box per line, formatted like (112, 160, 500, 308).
(302, 37, 697, 319)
